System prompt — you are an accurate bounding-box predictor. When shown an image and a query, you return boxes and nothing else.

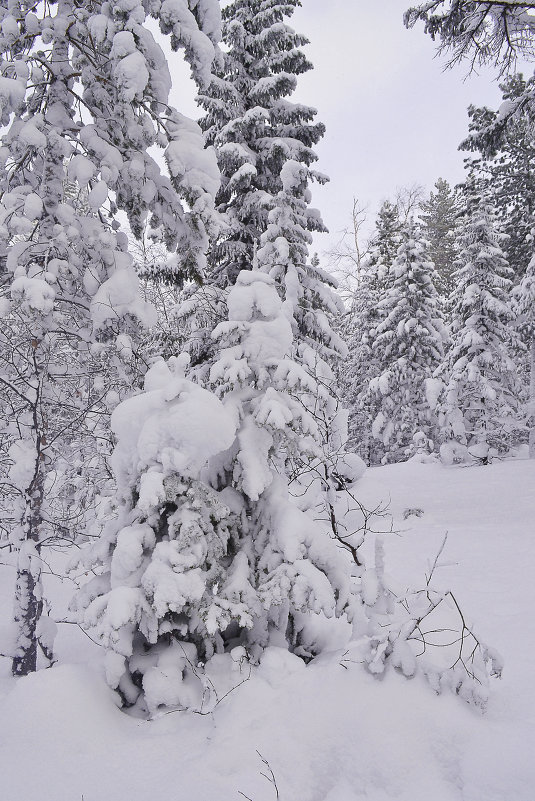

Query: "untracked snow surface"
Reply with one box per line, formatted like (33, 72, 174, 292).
(0, 459, 533, 801)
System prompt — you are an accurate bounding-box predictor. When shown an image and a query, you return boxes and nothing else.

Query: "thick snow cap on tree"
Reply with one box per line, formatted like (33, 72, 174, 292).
(111, 355, 236, 505)
(91, 259, 157, 333)
(158, 0, 222, 89)
(165, 112, 220, 200)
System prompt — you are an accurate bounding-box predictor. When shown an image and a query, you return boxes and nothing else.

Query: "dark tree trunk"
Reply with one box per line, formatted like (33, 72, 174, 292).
(12, 546, 43, 676)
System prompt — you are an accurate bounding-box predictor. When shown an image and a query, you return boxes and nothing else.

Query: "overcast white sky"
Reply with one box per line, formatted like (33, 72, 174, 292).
(291, 0, 532, 253)
(169, 1, 533, 255)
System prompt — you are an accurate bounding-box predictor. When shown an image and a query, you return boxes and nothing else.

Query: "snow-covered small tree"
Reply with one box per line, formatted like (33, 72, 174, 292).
(75, 126, 366, 709)
(367, 220, 446, 463)
(209, 270, 353, 658)
(436, 180, 522, 462)
(73, 355, 241, 713)
(420, 178, 459, 299)
(341, 201, 402, 459)
(74, 267, 354, 713)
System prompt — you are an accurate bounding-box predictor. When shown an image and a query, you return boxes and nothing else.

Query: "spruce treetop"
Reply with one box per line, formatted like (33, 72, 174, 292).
(198, 0, 327, 286)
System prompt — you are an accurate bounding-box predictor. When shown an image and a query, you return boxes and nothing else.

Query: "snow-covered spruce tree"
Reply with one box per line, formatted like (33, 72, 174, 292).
(256, 160, 344, 360)
(460, 75, 535, 285)
(75, 157, 357, 713)
(342, 201, 402, 460)
(367, 220, 446, 464)
(514, 240, 535, 457)
(436, 179, 522, 462)
(0, 0, 222, 676)
(197, 0, 327, 287)
(209, 267, 353, 660)
(175, 0, 335, 376)
(420, 178, 460, 300)
(75, 354, 240, 712)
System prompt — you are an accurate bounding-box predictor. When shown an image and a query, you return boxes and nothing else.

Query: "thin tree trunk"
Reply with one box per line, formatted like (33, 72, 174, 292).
(12, 543, 43, 676)
(529, 336, 535, 459)
(12, 450, 46, 676)
(10, 24, 70, 677)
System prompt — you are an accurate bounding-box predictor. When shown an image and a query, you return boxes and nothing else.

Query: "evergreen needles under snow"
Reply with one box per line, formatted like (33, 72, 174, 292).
(436, 179, 522, 463)
(367, 220, 447, 464)
(198, 0, 327, 288)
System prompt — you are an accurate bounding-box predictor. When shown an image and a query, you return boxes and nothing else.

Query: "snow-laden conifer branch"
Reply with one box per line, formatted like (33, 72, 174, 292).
(405, 1, 535, 74)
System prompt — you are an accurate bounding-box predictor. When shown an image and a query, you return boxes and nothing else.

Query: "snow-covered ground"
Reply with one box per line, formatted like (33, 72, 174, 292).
(0, 458, 533, 801)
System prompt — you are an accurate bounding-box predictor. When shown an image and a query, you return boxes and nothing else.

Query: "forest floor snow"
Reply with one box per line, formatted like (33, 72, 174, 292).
(0, 458, 534, 801)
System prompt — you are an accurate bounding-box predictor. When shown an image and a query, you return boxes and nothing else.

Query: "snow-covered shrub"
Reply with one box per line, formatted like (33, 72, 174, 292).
(405, 430, 437, 462)
(343, 530, 503, 709)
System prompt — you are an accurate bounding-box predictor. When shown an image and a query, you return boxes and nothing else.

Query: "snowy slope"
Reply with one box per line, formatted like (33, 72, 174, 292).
(0, 459, 533, 801)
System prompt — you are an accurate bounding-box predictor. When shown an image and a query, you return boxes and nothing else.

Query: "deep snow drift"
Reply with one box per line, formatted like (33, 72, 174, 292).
(0, 458, 533, 801)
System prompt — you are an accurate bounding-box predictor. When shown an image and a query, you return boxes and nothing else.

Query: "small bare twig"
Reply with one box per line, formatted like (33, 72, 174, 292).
(238, 751, 280, 801)
(257, 751, 280, 800)
(149, 643, 253, 721)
